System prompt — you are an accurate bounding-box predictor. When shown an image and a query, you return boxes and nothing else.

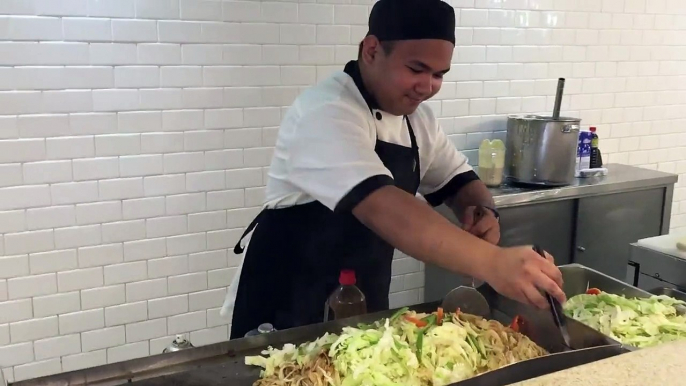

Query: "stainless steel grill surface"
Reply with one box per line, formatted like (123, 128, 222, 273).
(11, 282, 630, 386)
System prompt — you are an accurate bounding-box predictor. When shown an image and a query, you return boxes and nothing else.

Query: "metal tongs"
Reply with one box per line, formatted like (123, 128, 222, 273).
(533, 245, 572, 347)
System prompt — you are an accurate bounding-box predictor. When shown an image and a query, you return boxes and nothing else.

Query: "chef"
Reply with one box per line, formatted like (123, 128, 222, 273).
(222, 0, 566, 339)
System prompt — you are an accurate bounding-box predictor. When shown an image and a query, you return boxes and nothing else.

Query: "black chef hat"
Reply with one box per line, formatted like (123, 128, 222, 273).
(367, 0, 456, 45)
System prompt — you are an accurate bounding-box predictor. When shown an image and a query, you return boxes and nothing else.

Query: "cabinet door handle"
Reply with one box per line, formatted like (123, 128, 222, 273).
(577, 246, 586, 252)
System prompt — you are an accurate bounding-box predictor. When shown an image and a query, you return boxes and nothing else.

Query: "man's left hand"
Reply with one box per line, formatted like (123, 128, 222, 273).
(461, 206, 500, 245)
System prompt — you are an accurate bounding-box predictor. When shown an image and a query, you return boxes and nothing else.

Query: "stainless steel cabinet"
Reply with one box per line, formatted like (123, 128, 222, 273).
(498, 200, 576, 266)
(424, 186, 673, 303)
(573, 188, 664, 281)
(497, 189, 664, 277)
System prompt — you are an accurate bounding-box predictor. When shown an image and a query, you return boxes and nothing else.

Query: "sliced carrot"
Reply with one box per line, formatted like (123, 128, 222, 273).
(436, 307, 444, 325)
(586, 288, 601, 295)
(510, 315, 522, 332)
(404, 315, 428, 327)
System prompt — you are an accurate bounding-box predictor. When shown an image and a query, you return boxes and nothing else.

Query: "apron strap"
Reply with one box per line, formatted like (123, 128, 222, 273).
(405, 116, 418, 151)
(233, 210, 265, 254)
(405, 116, 420, 177)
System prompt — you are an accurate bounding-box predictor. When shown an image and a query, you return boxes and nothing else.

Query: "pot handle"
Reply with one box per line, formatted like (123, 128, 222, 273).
(562, 124, 580, 133)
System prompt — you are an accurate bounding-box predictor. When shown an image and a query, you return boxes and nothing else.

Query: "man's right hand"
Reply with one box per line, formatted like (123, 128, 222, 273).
(483, 246, 566, 309)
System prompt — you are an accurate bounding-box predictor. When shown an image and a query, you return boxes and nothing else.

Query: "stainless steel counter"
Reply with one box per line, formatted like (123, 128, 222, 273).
(488, 164, 678, 209)
(630, 240, 686, 292)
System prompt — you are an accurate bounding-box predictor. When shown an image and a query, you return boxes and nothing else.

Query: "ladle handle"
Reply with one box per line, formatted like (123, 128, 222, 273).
(552, 77, 565, 120)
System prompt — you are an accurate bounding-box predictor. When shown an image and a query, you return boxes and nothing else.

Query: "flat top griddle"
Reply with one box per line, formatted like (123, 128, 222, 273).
(128, 346, 628, 386)
(12, 279, 628, 386)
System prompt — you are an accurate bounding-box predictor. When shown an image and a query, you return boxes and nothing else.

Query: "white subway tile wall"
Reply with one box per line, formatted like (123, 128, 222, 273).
(0, 0, 685, 379)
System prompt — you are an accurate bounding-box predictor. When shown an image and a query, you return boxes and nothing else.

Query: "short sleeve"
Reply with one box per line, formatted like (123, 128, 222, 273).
(287, 103, 394, 212)
(419, 120, 479, 207)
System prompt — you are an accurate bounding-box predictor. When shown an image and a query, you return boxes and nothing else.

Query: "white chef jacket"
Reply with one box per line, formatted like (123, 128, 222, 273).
(221, 66, 476, 320)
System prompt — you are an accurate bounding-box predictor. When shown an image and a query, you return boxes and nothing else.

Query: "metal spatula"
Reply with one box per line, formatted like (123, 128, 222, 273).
(441, 285, 491, 318)
(533, 245, 572, 347)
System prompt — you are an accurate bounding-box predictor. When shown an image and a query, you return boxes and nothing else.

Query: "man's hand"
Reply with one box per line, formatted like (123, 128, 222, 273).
(461, 206, 500, 245)
(483, 246, 566, 309)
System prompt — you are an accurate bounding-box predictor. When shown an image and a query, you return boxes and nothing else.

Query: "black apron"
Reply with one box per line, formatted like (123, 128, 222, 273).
(229, 64, 421, 339)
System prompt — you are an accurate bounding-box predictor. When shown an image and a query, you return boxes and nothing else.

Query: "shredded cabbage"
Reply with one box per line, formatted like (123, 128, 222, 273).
(245, 332, 339, 378)
(246, 309, 547, 386)
(563, 291, 686, 348)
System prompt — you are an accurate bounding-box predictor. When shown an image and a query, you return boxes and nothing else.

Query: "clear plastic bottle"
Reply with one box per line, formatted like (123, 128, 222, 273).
(324, 270, 367, 321)
(477, 139, 505, 187)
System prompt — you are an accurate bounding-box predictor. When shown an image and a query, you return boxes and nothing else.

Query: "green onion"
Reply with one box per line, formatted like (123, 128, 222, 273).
(390, 307, 409, 322)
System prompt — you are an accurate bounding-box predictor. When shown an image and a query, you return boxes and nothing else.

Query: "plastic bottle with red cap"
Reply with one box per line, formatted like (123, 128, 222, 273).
(324, 269, 367, 321)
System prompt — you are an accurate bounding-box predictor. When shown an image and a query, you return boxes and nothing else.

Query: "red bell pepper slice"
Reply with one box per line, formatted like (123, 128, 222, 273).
(405, 315, 428, 327)
(510, 315, 522, 332)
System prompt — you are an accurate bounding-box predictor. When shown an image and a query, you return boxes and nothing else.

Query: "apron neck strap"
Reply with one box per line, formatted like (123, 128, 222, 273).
(405, 116, 418, 151)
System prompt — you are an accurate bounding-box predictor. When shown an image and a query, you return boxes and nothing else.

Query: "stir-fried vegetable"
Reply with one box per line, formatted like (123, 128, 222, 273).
(586, 288, 601, 295)
(509, 315, 522, 332)
(564, 290, 686, 348)
(246, 333, 341, 386)
(246, 309, 547, 386)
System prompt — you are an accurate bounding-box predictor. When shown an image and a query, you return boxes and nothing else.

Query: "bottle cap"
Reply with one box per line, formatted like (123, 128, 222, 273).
(590, 126, 597, 132)
(339, 269, 356, 286)
(258, 323, 274, 334)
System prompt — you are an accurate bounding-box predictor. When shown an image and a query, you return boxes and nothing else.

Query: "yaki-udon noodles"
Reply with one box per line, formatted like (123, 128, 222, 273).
(246, 309, 547, 386)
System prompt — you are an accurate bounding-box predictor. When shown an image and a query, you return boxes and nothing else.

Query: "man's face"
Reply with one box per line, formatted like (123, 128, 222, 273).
(362, 38, 453, 116)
